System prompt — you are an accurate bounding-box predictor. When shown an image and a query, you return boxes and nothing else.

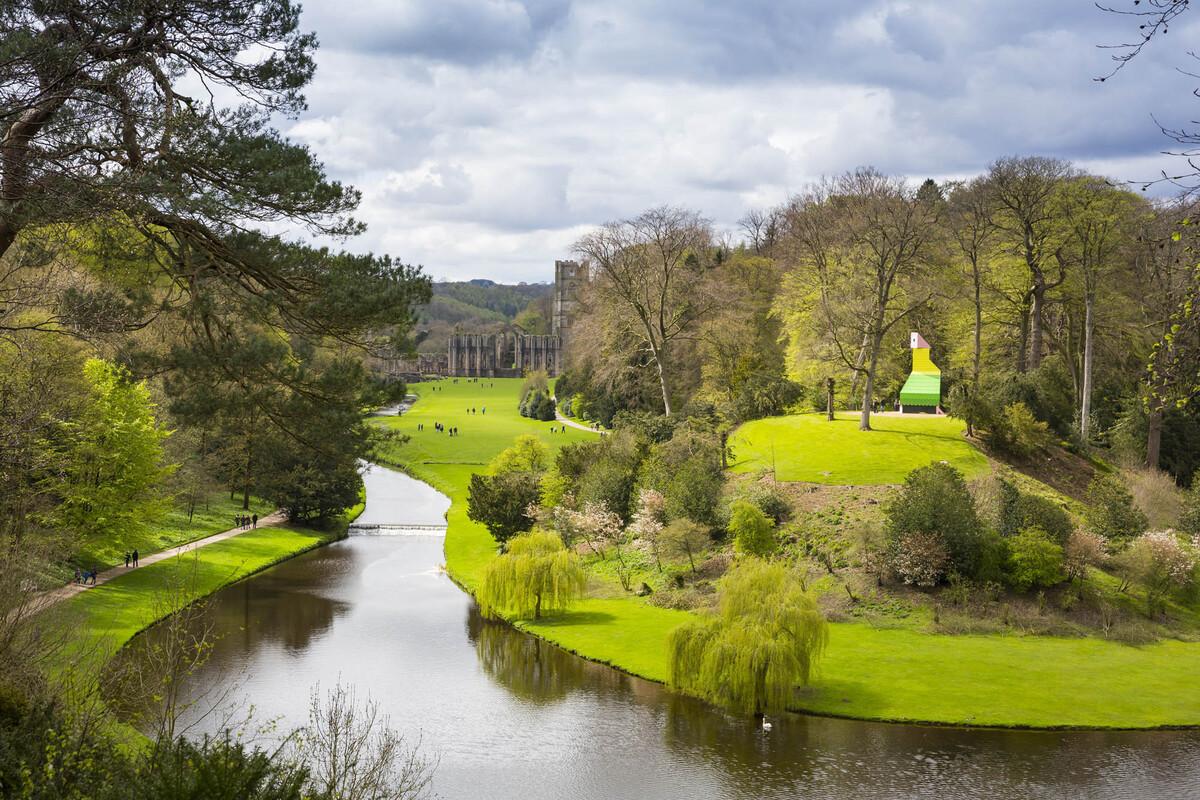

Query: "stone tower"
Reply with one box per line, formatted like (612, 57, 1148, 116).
(552, 259, 582, 352)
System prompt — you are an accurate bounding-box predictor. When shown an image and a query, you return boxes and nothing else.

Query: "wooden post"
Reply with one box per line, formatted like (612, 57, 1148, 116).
(826, 377, 835, 421)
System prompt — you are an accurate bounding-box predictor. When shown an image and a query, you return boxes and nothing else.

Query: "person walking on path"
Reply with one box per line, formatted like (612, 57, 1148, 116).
(252, 513, 258, 529)
(132, 549, 139, 567)
(124, 552, 130, 568)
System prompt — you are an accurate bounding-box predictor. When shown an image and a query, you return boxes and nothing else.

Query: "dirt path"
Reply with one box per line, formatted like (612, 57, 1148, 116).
(27, 511, 287, 615)
(555, 411, 607, 435)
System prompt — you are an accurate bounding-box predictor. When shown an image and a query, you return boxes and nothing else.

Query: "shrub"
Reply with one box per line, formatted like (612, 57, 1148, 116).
(578, 456, 638, 523)
(488, 434, 549, 474)
(478, 530, 586, 619)
(974, 530, 1009, 585)
(1124, 467, 1185, 531)
(1181, 474, 1200, 536)
(1012, 493, 1073, 546)
(1085, 473, 1148, 548)
(659, 518, 711, 573)
(466, 471, 541, 547)
(735, 479, 792, 525)
(1118, 530, 1198, 616)
(667, 558, 827, 714)
(886, 462, 984, 580)
(1005, 527, 1065, 591)
(1064, 529, 1106, 581)
(663, 457, 724, 526)
(889, 530, 950, 588)
(728, 499, 776, 558)
(970, 475, 1021, 535)
(993, 401, 1056, 458)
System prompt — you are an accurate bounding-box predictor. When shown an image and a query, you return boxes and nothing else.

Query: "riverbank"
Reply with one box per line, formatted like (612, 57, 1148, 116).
(377, 378, 1200, 729)
(55, 526, 341, 671)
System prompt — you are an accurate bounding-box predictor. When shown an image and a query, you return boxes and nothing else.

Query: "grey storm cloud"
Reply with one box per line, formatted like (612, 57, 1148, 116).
(282, 0, 1200, 282)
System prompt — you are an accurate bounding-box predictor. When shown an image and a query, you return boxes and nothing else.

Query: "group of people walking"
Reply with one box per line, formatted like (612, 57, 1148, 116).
(465, 407, 485, 415)
(73, 546, 140, 586)
(234, 513, 258, 530)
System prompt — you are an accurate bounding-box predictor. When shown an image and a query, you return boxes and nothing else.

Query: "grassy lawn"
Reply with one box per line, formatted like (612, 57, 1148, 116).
(56, 526, 333, 668)
(73, 490, 275, 571)
(728, 412, 990, 484)
(377, 381, 1200, 728)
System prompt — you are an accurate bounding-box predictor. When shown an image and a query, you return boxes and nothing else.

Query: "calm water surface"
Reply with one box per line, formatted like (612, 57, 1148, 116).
(128, 464, 1200, 799)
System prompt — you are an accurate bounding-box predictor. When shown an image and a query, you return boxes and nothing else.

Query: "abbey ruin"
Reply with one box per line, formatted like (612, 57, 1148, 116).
(379, 260, 583, 380)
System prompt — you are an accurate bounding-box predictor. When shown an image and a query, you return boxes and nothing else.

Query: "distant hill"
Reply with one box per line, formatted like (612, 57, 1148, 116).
(415, 281, 553, 353)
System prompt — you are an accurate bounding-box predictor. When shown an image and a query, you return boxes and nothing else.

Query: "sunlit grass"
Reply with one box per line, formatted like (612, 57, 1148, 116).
(729, 412, 989, 484)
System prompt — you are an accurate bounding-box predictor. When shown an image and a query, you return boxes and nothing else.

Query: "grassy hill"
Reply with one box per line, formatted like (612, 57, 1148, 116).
(729, 412, 990, 484)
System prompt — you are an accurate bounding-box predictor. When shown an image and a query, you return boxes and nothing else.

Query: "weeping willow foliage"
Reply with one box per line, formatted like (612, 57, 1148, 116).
(478, 530, 587, 620)
(668, 558, 828, 714)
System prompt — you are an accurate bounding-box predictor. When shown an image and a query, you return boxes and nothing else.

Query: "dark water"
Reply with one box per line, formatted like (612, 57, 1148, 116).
(127, 464, 1200, 800)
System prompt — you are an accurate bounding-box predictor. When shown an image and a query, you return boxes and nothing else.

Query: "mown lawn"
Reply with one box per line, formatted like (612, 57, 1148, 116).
(379, 380, 1200, 728)
(73, 490, 275, 571)
(728, 412, 990, 484)
(56, 526, 332, 668)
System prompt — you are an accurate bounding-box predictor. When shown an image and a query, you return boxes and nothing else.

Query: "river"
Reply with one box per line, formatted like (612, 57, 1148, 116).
(124, 464, 1200, 799)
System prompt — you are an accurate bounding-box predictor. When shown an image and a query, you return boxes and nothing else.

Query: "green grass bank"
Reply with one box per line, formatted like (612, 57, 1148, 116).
(57, 526, 337, 669)
(384, 378, 1200, 728)
(729, 412, 989, 484)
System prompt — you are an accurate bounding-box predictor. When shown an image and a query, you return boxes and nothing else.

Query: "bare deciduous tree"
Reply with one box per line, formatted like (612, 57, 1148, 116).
(574, 206, 715, 415)
(295, 681, 436, 800)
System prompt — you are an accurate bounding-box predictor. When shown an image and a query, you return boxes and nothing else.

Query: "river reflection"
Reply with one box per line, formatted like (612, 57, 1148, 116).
(122, 465, 1200, 799)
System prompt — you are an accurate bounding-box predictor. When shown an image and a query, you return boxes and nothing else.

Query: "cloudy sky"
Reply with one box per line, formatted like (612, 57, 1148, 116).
(284, 0, 1200, 283)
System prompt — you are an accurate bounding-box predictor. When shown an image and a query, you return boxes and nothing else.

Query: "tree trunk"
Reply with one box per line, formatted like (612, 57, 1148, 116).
(650, 343, 672, 416)
(972, 266, 983, 392)
(826, 377, 835, 421)
(1017, 304, 1030, 373)
(0, 223, 16, 261)
(1080, 290, 1095, 441)
(534, 592, 542, 620)
(859, 331, 883, 431)
(1147, 405, 1163, 470)
(1029, 284, 1046, 371)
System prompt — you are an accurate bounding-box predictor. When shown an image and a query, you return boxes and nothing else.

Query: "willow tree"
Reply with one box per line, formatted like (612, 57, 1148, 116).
(668, 558, 828, 715)
(478, 530, 586, 620)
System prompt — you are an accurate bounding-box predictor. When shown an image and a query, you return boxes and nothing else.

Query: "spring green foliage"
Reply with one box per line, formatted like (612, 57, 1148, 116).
(519, 371, 556, 421)
(385, 379, 1200, 728)
(728, 500, 776, 557)
(886, 463, 983, 579)
(44, 359, 171, 545)
(1006, 527, 1066, 591)
(466, 472, 540, 547)
(988, 402, 1056, 458)
(488, 435, 550, 474)
(659, 519, 710, 572)
(1008, 493, 1074, 546)
(477, 530, 586, 620)
(1085, 473, 1149, 548)
(667, 558, 827, 714)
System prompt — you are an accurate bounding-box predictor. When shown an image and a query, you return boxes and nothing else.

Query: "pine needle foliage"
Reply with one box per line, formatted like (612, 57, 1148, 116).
(478, 530, 586, 620)
(668, 558, 828, 714)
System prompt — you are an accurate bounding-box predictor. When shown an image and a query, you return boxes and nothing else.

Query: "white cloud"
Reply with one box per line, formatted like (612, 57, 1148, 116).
(281, 0, 1200, 282)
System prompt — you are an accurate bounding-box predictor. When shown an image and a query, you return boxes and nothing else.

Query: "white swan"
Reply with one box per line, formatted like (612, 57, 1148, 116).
(761, 716, 772, 732)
